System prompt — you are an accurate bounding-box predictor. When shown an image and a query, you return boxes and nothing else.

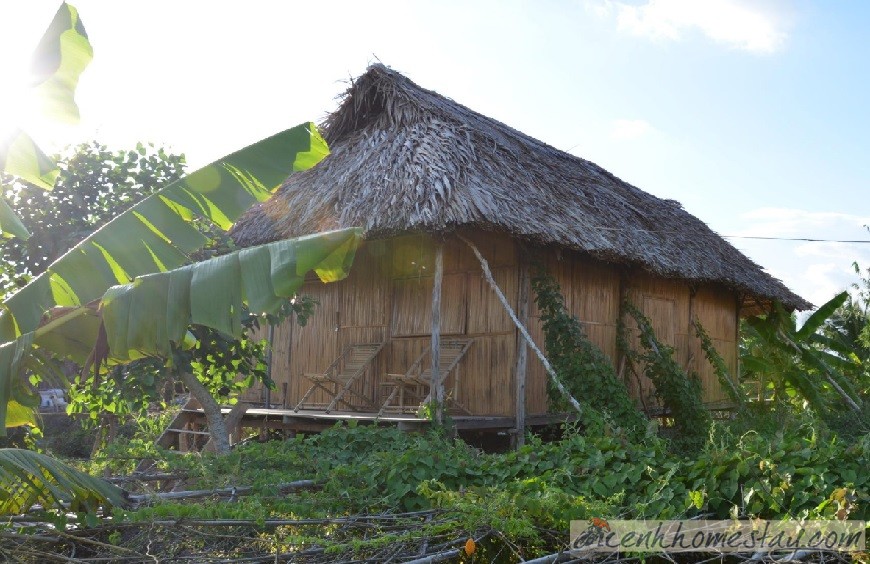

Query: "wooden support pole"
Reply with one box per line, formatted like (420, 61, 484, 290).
(460, 235, 584, 417)
(264, 323, 275, 408)
(735, 292, 742, 394)
(687, 285, 696, 373)
(431, 243, 444, 425)
(513, 255, 530, 448)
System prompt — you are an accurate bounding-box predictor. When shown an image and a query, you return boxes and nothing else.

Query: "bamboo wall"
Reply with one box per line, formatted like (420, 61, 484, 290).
(244, 231, 739, 417)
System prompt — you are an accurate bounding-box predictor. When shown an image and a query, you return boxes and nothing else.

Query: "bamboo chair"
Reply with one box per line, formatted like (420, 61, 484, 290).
(379, 339, 473, 416)
(294, 342, 385, 414)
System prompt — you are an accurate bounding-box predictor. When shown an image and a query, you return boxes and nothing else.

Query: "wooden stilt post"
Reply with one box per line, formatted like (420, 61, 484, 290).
(513, 255, 530, 448)
(431, 243, 444, 425)
(264, 323, 274, 408)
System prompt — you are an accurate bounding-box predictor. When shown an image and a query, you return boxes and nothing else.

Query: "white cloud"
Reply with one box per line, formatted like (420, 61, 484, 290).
(607, 0, 789, 54)
(610, 118, 653, 140)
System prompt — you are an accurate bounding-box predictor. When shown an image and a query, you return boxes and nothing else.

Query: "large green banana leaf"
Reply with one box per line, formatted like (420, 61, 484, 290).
(0, 448, 126, 515)
(0, 2, 94, 239)
(98, 227, 360, 361)
(29, 2, 93, 125)
(0, 122, 327, 342)
(0, 228, 360, 428)
(0, 122, 329, 433)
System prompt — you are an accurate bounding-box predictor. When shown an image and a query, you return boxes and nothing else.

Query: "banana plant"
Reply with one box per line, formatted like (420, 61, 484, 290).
(742, 291, 864, 419)
(1, 121, 330, 432)
(0, 3, 93, 239)
(0, 3, 356, 517)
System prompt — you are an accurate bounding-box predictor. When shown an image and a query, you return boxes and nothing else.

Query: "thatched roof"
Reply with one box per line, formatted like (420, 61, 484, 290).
(230, 64, 809, 311)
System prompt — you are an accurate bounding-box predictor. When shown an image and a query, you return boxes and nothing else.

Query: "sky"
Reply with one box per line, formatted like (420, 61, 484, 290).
(1, 0, 868, 309)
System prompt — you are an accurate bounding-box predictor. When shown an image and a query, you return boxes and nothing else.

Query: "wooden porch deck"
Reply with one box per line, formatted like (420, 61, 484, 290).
(163, 404, 571, 447)
(202, 405, 568, 432)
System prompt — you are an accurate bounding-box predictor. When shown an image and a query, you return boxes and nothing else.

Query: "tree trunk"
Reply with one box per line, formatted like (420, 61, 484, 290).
(179, 371, 231, 455)
(203, 401, 248, 453)
(90, 413, 118, 458)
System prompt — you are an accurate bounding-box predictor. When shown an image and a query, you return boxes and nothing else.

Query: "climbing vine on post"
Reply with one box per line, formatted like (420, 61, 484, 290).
(692, 319, 745, 409)
(620, 301, 711, 450)
(531, 271, 648, 440)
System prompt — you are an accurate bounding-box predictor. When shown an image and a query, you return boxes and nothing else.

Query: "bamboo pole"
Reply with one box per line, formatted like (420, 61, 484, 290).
(431, 243, 444, 424)
(126, 480, 318, 505)
(460, 236, 584, 417)
(513, 255, 530, 447)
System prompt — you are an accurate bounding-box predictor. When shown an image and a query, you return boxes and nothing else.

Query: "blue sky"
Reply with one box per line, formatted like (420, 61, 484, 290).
(1, 0, 868, 308)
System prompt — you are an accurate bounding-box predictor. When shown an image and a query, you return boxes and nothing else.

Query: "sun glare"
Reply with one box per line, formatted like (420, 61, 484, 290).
(0, 4, 58, 145)
(0, 79, 32, 144)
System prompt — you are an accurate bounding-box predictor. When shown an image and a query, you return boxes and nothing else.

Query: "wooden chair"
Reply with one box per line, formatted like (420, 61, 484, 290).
(379, 339, 473, 416)
(294, 342, 385, 413)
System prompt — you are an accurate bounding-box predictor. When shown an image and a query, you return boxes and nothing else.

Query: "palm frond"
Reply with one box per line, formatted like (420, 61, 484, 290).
(0, 448, 126, 515)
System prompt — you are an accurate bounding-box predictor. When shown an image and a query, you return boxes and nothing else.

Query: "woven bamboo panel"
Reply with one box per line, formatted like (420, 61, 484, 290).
(525, 250, 622, 414)
(621, 272, 684, 405)
(391, 235, 435, 278)
(457, 334, 515, 415)
(525, 313, 549, 415)
(625, 272, 692, 328)
(692, 284, 739, 404)
(387, 337, 431, 377)
(255, 319, 296, 404)
(238, 323, 270, 403)
(286, 282, 340, 407)
(261, 231, 739, 418)
(340, 244, 389, 328)
(390, 274, 466, 336)
(570, 259, 621, 325)
(581, 323, 618, 363)
(466, 267, 516, 335)
(455, 231, 517, 271)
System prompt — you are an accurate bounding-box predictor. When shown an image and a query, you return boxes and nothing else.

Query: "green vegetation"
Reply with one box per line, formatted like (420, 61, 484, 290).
(620, 301, 712, 450)
(3, 418, 862, 561)
(532, 271, 649, 440)
(0, 141, 186, 297)
(742, 291, 868, 439)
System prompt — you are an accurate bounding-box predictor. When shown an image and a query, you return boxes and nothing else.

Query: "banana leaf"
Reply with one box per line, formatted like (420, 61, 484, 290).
(0, 122, 327, 342)
(29, 2, 93, 124)
(796, 291, 849, 340)
(0, 122, 329, 435)
(35, 228, 360, 363)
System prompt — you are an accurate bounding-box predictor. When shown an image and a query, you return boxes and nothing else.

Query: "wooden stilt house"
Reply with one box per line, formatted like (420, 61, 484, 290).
(229, 65, 809, 428)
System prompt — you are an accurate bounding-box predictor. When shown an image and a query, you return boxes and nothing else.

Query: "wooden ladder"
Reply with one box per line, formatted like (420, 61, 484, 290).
(153, 397, 251, 452)
(135, 398, 207, 473)
(153, 397, 211, 453)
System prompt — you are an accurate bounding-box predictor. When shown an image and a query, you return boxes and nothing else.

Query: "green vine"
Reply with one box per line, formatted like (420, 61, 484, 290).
(620, 301, 711, 450)
(531, 271, 648, 440)
(693, 318, 745, 409)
